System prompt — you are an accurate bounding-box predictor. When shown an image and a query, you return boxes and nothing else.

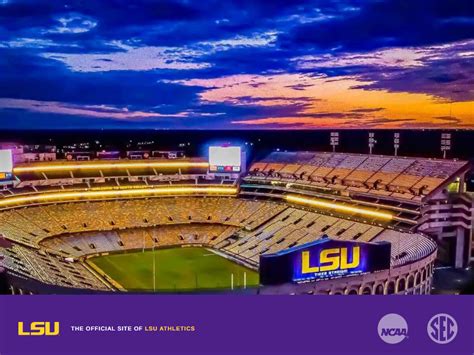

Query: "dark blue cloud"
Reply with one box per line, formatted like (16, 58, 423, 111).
(351, 57, 474, 102)
(283, 0, 474, 52)
(0, 49, 201, 109)
(0, 0, 472, 128)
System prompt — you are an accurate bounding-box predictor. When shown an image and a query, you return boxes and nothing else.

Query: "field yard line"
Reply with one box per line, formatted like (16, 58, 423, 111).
(87, 247, 258, 292)
(107, 254, 151, 290)
(205, 248, 221, 256)
(206, 248, 259, 272)
(86, 259, 126, 291)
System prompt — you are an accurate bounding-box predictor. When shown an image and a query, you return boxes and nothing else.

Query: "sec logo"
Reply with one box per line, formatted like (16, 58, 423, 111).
(427, 313, 458, 345)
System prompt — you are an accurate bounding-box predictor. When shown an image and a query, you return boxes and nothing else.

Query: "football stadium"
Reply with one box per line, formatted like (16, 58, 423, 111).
(0, 143, 471, 295)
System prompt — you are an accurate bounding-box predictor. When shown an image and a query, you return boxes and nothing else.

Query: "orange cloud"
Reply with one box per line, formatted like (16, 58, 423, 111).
(177, 73, 474, 128)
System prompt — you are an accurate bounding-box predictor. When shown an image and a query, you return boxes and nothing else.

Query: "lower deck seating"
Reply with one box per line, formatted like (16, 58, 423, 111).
(0, 244, 106, 290)
(41, 224, 239, 257)
(0, 196, 434, 291)
(0, 197, 286, 245)
(224, 207, 384, 263)
(373, 230, 436, 267)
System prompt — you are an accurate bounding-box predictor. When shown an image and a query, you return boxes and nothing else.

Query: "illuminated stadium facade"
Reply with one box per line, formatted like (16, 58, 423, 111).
(0, 148, 471, 295)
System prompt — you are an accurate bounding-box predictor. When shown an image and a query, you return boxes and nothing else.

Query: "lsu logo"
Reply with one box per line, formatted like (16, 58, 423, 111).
(18, 322, 60, 336)
(301, 246, 360, 273)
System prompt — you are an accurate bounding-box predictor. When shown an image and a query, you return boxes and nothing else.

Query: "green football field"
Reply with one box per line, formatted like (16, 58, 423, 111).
(89, 247, 259, 292)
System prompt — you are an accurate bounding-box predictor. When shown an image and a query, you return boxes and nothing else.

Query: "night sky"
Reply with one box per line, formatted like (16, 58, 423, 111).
(0, 0, 473, 129)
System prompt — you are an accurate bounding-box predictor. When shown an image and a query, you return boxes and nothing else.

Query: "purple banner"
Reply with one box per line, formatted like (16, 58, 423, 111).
(260, 238, 391, 285)
(0, 295, 472, 355)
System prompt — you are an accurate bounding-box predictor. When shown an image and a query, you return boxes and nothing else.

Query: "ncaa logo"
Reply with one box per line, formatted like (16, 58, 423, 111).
(377, 313, 408, 344)
(427, 313, 458, 344)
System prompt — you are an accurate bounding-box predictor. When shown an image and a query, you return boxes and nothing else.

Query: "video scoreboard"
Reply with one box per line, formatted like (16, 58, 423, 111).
(209, 146, 243, 173)
(0, 150, 13, 181)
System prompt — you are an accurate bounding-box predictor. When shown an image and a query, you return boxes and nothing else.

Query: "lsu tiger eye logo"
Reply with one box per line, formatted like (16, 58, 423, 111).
(301, 246, 360, 273)
(18, 322, 60, 336)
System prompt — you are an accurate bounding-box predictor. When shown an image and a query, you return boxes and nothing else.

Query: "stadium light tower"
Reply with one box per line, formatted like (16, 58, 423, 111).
(441, 133, 451, 159)
(368, 132, 376, 155)
(394, 132, 400, 156)
(330, 132, 339, 152)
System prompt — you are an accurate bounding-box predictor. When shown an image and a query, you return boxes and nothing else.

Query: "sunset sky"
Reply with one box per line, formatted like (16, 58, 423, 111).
(0, 0, 473, 129)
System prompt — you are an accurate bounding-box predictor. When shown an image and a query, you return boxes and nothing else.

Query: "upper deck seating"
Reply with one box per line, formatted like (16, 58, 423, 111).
(246, 151, 469, 201)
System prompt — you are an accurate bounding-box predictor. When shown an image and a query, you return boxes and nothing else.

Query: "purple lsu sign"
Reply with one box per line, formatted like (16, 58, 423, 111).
(260, 237, 391, 285)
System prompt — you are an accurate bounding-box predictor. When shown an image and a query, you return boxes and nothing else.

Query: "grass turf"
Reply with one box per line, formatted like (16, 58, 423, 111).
(89, 247, 259, 292)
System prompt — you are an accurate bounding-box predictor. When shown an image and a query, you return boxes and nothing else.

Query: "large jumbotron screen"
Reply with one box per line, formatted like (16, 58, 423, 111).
(0, 150, 13, 180)
(209, 146, 242, 173)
